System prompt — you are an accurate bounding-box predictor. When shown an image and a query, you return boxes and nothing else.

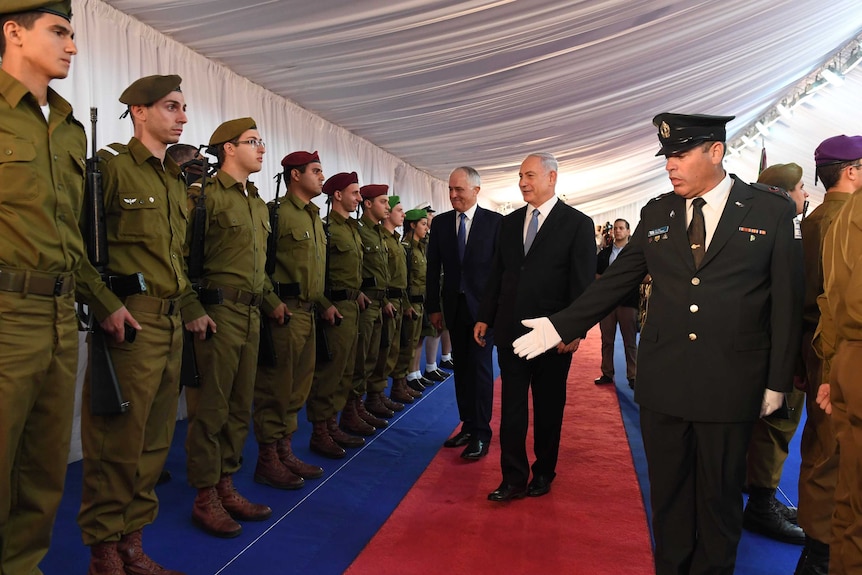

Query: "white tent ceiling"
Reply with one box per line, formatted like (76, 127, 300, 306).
(99, 0, 862, 221)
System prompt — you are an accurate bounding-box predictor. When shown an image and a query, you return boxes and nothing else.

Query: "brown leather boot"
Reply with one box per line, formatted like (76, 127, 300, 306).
(87, 541, 124, 575)
(327, 415, 365, 448)
(310, 420, 347, 459)
(117, 529, 186, 575)
(380, 390, 405, 412)
(340, 397, 376, 436)
(390, 378, 415, 404)
(278, 435, 325, 478)
(366, 392, 396, 418)
(192, 486, 242, 538)
(216, 475, 272, 521)
(254, 442, 305, 490)
(356, 396, 389, 428)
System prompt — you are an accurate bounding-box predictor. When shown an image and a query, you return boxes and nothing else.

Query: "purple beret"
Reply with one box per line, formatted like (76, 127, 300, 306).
(323, 172, 359, 196)
(814, 135, 862, 166)
(360, 184, 388, 200)
(281, 150, 320, 169)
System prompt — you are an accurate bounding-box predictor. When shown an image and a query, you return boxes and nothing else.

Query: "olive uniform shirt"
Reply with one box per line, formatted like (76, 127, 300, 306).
(358, 212, 391, 296)
(326, 210, 364, 291)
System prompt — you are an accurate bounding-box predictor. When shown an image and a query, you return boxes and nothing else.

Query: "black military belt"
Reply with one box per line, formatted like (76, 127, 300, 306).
(124, 294, 180, 316)
(0, 268, 74, 297)
(329, 288, 362, 302)
(386, 288, 404, 298)
(282, 298, 315, 312)
(204, 284, 262, 307)
(273, 281, 301, 299)
(409, 294, 425, 304)
(364, 288, 387, 300)
(361, 277, 377, 289)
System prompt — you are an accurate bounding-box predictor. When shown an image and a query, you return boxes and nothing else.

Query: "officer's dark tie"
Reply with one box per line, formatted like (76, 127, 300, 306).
(688, 197, 706, 267)
(524, 208, 540, 253)
(457, 212, 467, 262)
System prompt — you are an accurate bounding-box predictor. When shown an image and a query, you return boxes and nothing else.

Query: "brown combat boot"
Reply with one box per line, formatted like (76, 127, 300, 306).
(117, 529, 186, 575)
(192, 486, 242, 538)
(380, 391, 405, 412)
(327, 415, 365, 448)
(215, 475, 272, 521)
(340, 397, 376, 436)
(366, 392, 396, 417)
(356, 396, 389, 428)
(310, 420, 347, 459)
(277, 435, 325, 478)
(254, 442, 305, 490)
(390, 378, 415, 404)
(87, 541, 124, 575)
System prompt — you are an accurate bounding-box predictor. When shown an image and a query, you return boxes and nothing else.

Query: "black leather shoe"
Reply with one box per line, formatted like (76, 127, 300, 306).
(743, 489, 805, 545)
(439, 358, 455, 370)
(460, 438, 489, 460)
(488, 482, 527, 502)
(406, 378, 426, 392)
(594, 375, 614, 385)
(443, 430, 471, 448)
(795, 536, 829, 575)
(423, 369, 447, 382)
(528, 474, 554, 497)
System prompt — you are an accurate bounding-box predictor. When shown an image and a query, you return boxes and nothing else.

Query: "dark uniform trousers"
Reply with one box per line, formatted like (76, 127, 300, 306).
(78, 298, 183, 545)
(797, 329, 838, 544)
(352, 298, 383, 396)
(828, 340, 862, 574)
(599, 305, 638, 380)
(450, 294, 495, 442)
(185, 301, 260, 488)
(745, 387, 805, 488)
(307, 299, 360, 420)
(393, 302, 423, 378)
(0, 291, 78, 574)
(640, 406, 754, 575)
(253, 307, 315, 442)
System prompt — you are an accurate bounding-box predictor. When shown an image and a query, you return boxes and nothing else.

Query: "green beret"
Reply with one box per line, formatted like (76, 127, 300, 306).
(388, 195, 401, 209)
(209, 117, 257, 146)
(757, 163, 803, 192)
(119, 75, 183, 106)
(2, 0, 71, 20)
(404, 209, 427, 221)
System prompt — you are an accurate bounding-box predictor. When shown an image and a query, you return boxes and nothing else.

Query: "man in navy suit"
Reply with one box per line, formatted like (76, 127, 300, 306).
(512, 115, 803, 574)
(476, 153, 596, 501)
(426, 167, 501, 460)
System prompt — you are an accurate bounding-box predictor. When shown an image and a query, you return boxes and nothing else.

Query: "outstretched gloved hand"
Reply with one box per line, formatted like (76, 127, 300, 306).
(512, 317, 562, 360)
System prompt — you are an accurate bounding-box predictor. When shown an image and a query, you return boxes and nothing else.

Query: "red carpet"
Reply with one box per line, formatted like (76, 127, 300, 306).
(346, 326, 654, 575)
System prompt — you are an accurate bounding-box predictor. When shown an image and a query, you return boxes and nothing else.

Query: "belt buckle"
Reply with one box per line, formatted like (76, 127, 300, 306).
(53, 276, 65, 296)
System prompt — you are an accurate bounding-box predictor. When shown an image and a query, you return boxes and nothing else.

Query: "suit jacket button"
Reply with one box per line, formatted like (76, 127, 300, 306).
(689, 333, 697, 341)
(691, 277, 701, 286)
(690, 304, 699, 313)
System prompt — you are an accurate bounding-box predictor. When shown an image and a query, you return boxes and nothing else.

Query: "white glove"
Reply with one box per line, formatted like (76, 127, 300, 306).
(760, 389, 784, 417)
(512, 317, 562, 360)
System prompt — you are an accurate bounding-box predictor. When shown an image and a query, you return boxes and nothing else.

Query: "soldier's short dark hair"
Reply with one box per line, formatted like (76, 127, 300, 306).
(817, 160, 855, 191)
(1, 12, 43, 56)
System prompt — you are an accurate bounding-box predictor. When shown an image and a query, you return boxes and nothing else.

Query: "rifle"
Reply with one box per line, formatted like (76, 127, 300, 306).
(258, 173, 282, 367)
(83, 108, 131, 416)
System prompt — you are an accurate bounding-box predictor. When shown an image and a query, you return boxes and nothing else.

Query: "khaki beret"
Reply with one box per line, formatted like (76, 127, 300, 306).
(404, 209, 427, 221)
(323, 172, 359, 196)
(209, 117, 257, 146)
(282, 150, 320, 169)
(360, 184, 388, 200)
(2, 0, 71, 20)
(388, 195, 401, 209)
(119, 75, 183, 106)
(757, 163, 803, 193)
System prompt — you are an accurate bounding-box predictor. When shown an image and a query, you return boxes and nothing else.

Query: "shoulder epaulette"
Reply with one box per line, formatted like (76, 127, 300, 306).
(96, 143, 126, 162)
(646, 191, 675, 205)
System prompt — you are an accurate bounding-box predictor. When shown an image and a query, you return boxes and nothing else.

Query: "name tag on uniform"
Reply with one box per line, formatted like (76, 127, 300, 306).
(648, 226, 669, 238)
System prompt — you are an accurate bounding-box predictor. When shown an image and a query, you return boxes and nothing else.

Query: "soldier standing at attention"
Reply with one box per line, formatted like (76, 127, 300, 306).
(352, 185, 402, 421)
(398, 209, 432, 392)
(0, 2, 122, 572)
(75, 74, 216, 575)
(253, 150, 329, 483)
(307, 172, 372, 455)
(184, 118, 284, 537)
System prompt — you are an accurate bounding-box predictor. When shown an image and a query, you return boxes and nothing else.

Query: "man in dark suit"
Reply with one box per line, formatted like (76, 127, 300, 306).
(426, 167, 502, 460)
(475, 152, 596, 501)
(512, 114, 803, 574)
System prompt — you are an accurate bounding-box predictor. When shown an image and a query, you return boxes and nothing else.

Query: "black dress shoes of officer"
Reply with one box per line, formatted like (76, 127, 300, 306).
(527, 474, 554, 497)
(743, 487, 805, 545)
(487, 482, 527, 502)
(443, 429, 471, 448)
(594, 375, 614, 385)
(460, 438, 489, 460)
(795, 535, 829, 575)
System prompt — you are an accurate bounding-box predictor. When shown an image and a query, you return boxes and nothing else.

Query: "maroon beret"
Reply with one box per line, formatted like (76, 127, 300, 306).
(360, 184, 389, 200)
(323, 172, 359, 196)
(814, 135, 862, 166)
(281, 150, 320, 169)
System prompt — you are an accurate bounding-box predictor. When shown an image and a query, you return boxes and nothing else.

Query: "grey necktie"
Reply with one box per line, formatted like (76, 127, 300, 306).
(524, 208, 540, 253)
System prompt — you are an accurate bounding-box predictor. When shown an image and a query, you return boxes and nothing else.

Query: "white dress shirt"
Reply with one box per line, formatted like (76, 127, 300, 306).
(522, 195, 559, 244)
(686, 172, 732, 251)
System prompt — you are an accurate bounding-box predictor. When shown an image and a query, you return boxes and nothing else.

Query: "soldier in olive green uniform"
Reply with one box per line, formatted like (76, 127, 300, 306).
(374, 196, 416, 405)
(0, 3, 118, 573)
(795, 136, 860, 574)
(306, 172, 372, 456)
(254, 150, 330, 483)
(398, 210, 432, 392)
(184, 118, 282, 538)
(353, 185, 407, 421)
(75, 75, 215, 575)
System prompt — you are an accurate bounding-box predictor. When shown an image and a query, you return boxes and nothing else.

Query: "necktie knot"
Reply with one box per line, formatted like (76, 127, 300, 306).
(692, 197, 706, 209)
